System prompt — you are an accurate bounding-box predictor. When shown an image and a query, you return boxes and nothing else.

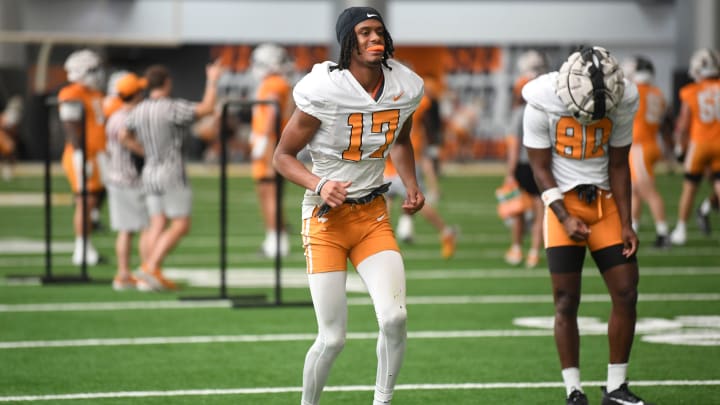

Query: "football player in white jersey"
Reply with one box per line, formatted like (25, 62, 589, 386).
(523, 47, 653, 405)
(273, 7, 424, 405)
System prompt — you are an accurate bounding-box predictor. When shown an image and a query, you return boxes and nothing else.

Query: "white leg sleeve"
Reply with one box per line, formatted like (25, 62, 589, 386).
(356, 250, 407, 405)
(301, 271, 348, 405)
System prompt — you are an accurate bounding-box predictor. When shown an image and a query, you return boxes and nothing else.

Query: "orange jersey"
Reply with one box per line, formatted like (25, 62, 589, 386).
(103, 95, 124, 119)
(383, 95, 431, 179)
(632, 83, 666, 145)
(679, 79, 720, 143)
(58, 82, 106, 154)
(384, 156, 398, 178)
(410, 94, 431, 160)
(250, 74, 292, 180)
(251, 74, 292, 138)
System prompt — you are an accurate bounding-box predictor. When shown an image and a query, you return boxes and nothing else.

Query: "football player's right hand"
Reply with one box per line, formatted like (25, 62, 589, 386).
(562, 216, 590, 242)
(320, 180, 351, 208)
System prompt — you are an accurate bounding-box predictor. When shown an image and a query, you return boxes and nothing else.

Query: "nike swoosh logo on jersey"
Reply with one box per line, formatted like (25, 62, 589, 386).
(367, 13, 378, 17)
(377, 214, 386, 221)
(393, 91, 405, 101)
(318, 217, 328, 223)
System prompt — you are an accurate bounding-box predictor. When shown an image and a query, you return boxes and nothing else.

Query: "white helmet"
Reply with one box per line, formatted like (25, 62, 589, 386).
(2, 95, 23, 127)
(621, 56, 654, 84)
(556, 46, 625, 125)
(105, 70, 129, 96)
(250, 43, 292, 80)
(688, 48, 720, 82)
(517, 50, 548, 78)
(64, 49, 104, 90)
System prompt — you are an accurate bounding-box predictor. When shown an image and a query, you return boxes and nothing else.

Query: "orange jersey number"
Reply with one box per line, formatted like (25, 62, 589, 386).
(644, 92, 665, 124)
(698, 87, 720, 124)
(555, 116, 613, 160)
(342, 109, 400, 162)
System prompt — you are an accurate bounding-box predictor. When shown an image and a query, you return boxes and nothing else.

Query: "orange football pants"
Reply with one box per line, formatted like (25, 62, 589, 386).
(301, 196, 399, 274)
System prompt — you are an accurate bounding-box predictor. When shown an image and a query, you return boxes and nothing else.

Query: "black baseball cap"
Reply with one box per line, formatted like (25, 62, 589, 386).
(335, 6, 386, 44)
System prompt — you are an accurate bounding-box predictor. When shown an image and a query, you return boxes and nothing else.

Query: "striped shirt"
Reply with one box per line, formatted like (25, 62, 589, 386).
(508, 105, 529, 164)
(105, 107, 141, 187)
(126, 97, 196, 192)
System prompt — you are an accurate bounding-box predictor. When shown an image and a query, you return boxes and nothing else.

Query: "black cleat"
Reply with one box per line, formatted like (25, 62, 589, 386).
(602, 383, 653, 405)
(696, 207, 711, 236)
(567, 389, 588, 405)
(652, 234, 670, 249)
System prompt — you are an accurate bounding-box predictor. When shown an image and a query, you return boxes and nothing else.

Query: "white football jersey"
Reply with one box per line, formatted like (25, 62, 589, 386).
(293, 59, 424, 216)
(522, 72, 639, 192)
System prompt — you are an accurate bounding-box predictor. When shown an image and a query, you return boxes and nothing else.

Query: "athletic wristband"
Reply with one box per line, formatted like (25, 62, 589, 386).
(314, 177, 329, 195)
(541, 187, 563, 207)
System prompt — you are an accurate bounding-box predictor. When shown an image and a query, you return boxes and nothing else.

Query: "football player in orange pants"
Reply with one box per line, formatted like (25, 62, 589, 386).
(58, 49, 107, 266)
(384, 91, 457, 259)
(248, 43, 294, 258)
(670, 48, 720, 245)
(524, 46, 652, 405)
(274, 7, 424, 404)
(622, 56, 673, 248)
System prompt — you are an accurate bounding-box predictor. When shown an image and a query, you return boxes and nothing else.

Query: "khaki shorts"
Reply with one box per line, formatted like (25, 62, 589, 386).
(147, 186, 192, 219)
(107, 184, 148, 232)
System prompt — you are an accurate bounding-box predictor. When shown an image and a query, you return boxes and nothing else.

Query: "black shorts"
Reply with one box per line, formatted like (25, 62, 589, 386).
(514, 163, 540, 196)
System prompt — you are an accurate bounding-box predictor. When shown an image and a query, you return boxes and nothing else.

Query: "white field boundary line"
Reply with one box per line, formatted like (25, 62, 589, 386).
(2, 266, 719, 287)
(1, 293, 719, 313)
(0, 330, 559, 349)
(1, 380, 718, 402)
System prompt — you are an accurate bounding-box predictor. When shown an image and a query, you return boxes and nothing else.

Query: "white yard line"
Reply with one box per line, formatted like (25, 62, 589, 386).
(0, 380, 718, 402)
(2, 266, 719, 288)
(0, 329, 560, 349)
(1, 293, 719, 313)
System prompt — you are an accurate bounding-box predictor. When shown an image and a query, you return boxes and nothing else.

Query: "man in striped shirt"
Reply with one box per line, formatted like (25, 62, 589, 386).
(105, 72, 150, 291)
(126, 61, 224, 291)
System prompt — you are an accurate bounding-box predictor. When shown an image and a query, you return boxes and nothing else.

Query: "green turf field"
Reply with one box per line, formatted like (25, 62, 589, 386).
(0, 164, 718, 404)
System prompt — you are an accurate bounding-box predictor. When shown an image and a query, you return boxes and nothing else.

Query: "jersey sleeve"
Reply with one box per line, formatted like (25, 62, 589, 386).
(170, 99, 197, 126)
(678, 83, 694, 105)
(522, 104, 552, 149)
(57, 85, 84, 121)
(292, 72, 327, 119)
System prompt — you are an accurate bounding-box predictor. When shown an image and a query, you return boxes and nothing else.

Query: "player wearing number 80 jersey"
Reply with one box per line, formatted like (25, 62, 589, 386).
(523, 47, 653, 405)
(274, 6, 423, 405)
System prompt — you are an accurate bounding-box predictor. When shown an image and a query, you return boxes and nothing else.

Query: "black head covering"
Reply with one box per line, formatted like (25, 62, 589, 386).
(335, 6, 385, 44)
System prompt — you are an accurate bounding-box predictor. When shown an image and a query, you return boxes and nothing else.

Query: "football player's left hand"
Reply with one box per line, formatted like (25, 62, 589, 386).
(402, 187, 425, 215)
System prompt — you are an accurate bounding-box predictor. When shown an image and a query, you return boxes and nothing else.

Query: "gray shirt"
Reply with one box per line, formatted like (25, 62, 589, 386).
(126, 97, 196, 193)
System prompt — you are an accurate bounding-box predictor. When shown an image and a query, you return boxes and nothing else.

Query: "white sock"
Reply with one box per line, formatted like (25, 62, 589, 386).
(74, 237, 95, 252)
(655, 221, 668, 236)
(91, 208, 100, 222)
(607, 363, 628, 392)
(675, 221, 686, 232)
(561, 367, 582, 396)
(396, 214, 414, 240)
(631, 221, 638, 233)
(700, 198, 712, 215)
